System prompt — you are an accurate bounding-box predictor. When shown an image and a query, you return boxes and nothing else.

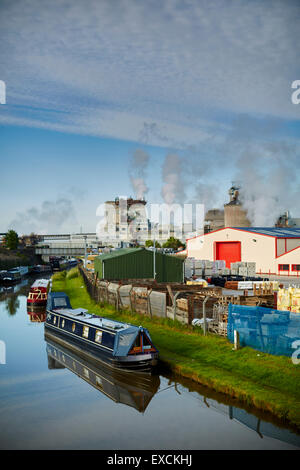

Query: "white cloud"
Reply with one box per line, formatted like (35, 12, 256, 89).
(8, 197, 78, 235)
(0, 0, 299, 146)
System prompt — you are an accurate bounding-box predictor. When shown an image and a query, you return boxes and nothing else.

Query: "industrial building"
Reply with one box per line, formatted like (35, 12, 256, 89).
(99, 196, 190, 245)
(35, 233, 100, 261)
(224, 186, 251, 228)
(102, 197, 150, 244)
(204, 185, 251, 233)
(204, 186, 300, 233)
(94, 248, 184, 283)
(186, 227, 300, 276)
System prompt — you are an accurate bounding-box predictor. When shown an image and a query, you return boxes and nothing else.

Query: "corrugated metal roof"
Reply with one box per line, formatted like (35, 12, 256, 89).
(233, 227, 300, 238)
(97, 248, 143, 261)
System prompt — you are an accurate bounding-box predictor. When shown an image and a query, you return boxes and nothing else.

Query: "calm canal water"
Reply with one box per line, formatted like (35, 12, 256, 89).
(0, 278, 299, 450)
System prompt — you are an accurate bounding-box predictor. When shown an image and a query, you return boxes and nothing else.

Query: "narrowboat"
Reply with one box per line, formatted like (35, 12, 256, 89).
(45, 292, 159, 373)
(45, 332, 160, 412)
(49, 257, 68, 272)
(27, 279, 51, 310)
(0, 266, 29, 285)
(0, 270, 8, 282)
(0, 269, 21, 285)
(68, 258, 78, 268)
(32, 264, 52, 274)
(17, 266, 29, 277)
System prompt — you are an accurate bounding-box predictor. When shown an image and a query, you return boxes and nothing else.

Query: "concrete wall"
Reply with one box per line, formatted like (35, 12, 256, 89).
(224, 205, 251, 227)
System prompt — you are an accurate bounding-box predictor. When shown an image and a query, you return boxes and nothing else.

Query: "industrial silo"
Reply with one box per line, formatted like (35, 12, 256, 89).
(224, 186, 251, 228)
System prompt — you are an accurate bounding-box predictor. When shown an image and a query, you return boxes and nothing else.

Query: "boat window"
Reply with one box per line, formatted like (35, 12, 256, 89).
(95, 330, 102, 343)
(82, 326, 89, 338)
(72, 323, 76, 332)
(61, 319, 65, 328)
(95, 376, 103, 390)
(53, 298, 68, 308)
(101, 332, 115, 350)
(142, 332, 153, 350)
(53, 316, 57, 325)
(83, 368, 89, 378)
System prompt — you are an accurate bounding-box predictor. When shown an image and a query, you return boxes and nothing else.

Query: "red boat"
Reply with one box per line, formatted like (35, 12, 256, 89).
(27, 279, 51, 310)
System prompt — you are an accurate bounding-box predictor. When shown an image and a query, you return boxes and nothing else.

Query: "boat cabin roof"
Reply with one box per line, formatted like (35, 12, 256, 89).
(53, 308, 133, 332)
(47, 292, 72, 310)
(31, 279, 50, 289)
(47, 292, 134, 333)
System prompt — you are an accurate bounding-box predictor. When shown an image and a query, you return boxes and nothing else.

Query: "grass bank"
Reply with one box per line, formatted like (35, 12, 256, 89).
(52, 268, 300, 430)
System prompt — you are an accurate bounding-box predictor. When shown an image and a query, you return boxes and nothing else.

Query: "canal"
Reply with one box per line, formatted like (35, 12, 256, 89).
(0, 278, 299, 450)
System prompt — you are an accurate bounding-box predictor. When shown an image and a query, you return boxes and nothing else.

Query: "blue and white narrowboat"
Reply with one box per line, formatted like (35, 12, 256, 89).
(45, 292, 159, 373)
(0, 266, 29, 285)
(0, 269, 21, 284)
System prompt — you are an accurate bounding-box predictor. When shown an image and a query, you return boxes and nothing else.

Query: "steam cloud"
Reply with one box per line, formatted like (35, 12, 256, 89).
(9, 197, 77, 234)
(161, 154, 186, 205)
(234, 141, 300, 226)
(129, 149, 150, 199)
(135, 114, 300, 230)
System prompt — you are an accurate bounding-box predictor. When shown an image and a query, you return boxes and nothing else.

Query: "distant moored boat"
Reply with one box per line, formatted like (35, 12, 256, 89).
(27, 278, 51, 310)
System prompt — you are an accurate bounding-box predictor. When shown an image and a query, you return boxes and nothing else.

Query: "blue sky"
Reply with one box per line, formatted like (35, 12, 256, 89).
(1, 0, 300, 233)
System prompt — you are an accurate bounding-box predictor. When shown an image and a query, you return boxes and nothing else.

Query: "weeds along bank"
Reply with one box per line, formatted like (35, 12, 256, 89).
(51, 267, 300, 430)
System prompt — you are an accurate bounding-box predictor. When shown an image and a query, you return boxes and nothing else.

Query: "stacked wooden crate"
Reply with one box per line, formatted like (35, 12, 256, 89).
(209, 303, 229, 336)
(253, 282, 274, 295)
(131, 287, 149, 315)
(224, 280, 239, 290)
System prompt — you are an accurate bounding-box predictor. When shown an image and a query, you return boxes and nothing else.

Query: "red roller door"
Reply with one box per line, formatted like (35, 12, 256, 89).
(215, 241, 241, 268)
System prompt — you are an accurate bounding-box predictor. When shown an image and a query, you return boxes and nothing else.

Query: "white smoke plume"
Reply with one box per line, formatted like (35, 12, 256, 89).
(161, 153, 186, 205)
(129, 149, 150, 199)
(235, 142, 300, 226)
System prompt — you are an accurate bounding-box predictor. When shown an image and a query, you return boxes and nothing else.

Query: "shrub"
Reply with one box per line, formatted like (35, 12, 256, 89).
(66, 267, 79, 280)
(52, 270, 67, 281)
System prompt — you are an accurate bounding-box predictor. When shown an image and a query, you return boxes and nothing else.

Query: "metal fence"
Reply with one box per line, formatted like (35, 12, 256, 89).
(79, 267, 224, 325)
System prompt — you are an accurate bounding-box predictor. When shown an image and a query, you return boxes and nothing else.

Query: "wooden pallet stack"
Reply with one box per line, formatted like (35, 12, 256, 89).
(238, 295, 275, 308)
(224, 281, 239, 290)
(130, 287, 149, 315)
(209, 303, 229, 336)
(253, 283, 274, 296)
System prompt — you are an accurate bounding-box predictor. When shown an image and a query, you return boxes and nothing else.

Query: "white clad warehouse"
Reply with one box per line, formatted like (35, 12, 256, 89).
(186, 227, 300, 277)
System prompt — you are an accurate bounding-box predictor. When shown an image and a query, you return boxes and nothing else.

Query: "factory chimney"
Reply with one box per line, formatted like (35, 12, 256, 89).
(224, 185, 251, 228)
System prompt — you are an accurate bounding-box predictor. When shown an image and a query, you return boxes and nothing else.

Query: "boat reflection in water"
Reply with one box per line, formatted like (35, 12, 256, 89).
(45, 331, 160, 413)
(27, 303, 47, 322)
(28, 310, 47, 323)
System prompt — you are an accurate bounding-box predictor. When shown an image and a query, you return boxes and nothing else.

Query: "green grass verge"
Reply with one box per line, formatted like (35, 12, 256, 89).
(52, 269, 300, 430)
